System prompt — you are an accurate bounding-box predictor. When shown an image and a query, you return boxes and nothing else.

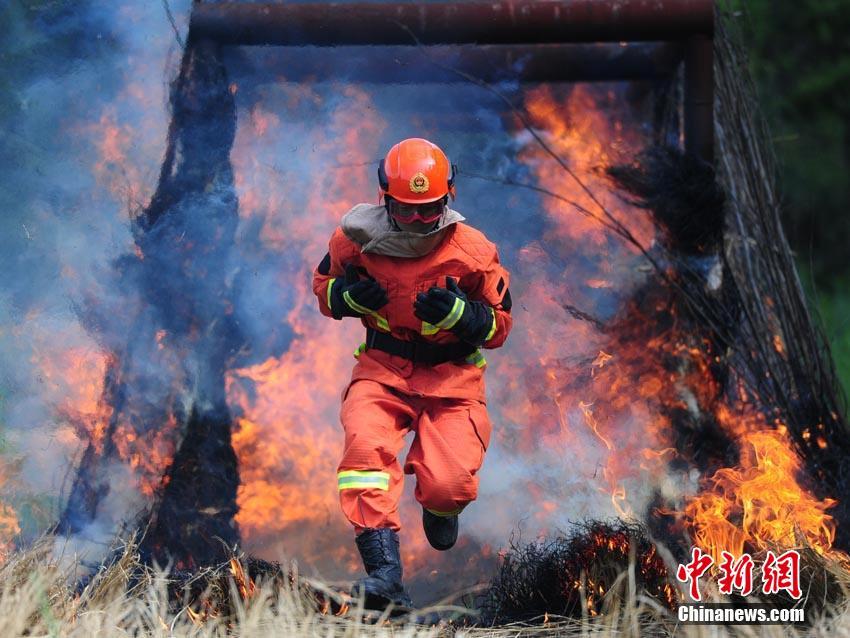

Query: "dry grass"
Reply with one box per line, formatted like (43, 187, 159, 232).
(3, 538, 850, 637)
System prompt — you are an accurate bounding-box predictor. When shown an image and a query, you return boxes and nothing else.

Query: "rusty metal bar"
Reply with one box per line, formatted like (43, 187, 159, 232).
(190, 0, 714, 47)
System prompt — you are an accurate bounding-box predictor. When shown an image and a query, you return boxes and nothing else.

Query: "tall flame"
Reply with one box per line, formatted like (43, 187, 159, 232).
(226, 83, 388, 574)
(685, 425, 837, 562)
(492, 83, 670, 530)
(515, 83, 840, 565)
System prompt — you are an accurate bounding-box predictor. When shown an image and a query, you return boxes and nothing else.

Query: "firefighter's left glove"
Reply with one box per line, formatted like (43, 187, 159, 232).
(413, 277, 493, 346)
(329, 264, 389, 320)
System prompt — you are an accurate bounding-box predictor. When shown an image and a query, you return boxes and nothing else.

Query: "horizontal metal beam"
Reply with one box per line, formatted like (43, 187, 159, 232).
(232, 42, 683, 84)
(190, 1, 714, 47)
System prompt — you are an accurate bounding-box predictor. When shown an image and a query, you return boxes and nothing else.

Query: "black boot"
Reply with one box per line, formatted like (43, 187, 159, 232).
(422, 508, 458, 551)
(351, 528, 414, 609)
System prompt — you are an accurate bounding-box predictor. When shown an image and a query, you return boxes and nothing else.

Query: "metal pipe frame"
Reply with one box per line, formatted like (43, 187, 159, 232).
(188, 0, 714, 161)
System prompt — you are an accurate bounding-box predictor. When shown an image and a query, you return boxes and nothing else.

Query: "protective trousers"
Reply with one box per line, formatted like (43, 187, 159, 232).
(337, 379, 492, 533)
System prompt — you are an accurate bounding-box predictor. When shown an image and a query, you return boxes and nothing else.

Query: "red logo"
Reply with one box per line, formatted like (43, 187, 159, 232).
(717, 551, 754, 596)
(676, 547, 714, 601)
(762, 550, 801, 599)
(677, 548, 801, 601)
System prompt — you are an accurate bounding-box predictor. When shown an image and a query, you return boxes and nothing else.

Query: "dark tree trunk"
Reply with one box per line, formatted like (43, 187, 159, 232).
(61, 37, 243, 568)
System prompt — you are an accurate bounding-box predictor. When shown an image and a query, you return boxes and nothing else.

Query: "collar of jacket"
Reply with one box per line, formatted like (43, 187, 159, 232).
(340, 203, 466, 258)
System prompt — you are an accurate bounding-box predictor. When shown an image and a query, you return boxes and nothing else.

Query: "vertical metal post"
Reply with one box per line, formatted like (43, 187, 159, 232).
(684, 34, 714, 162)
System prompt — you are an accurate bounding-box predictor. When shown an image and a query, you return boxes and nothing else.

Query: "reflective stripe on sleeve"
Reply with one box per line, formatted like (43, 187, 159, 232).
(465, 349, 487, 368)
(435, 297, 465, 330)
(353, 342, 366, 359)
(342, 290, 371, 315)
(421, 321, 439, 335)
(326, 278, 337, 311)
(484, 306, 497, 342)
(342, 291, 390, 332)
(338, 470, 390, 491)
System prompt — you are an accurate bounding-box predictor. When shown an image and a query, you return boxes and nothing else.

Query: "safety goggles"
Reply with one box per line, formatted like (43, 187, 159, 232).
(387, 198, 445, 224)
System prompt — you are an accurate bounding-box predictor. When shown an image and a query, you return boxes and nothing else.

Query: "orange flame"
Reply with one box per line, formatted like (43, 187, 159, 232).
(34, 59, 837, 591)
(489, 84, 670, 529)
(685, 429, 837, 562)
(229, 557, 257, 599)
(226, 84, 395, 575)
(516, 83, 839, 566)
(0, 485, 20, 562)
(112, 412, 178, 497)
(86, 110, 146, 212)
(0, 510, 20, 558)
(32, 341, 113, 453)
(519, 84, 654, 250)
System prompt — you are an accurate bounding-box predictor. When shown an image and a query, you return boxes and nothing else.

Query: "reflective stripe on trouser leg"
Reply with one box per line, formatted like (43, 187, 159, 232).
(338, 470, 390, 491)
(339, 380, 414, 533)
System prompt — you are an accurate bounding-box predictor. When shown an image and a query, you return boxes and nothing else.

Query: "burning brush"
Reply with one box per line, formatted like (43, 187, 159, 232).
(74, 538, 356, 628)
(478, 525, 848, 628)
(478, 520, 676, 625)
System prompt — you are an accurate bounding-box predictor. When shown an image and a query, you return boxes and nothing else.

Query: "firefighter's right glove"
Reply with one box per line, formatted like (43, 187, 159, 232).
(329, 264, 389, 320)
(413, 277, 494, 346)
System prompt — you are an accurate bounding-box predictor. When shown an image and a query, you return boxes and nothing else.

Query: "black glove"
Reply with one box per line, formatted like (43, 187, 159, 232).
(330, 264, 389, 320)
(413, 277, 493, 346)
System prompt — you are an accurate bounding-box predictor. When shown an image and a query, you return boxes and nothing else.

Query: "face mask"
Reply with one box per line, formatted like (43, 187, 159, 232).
(340, 203, 466, 258)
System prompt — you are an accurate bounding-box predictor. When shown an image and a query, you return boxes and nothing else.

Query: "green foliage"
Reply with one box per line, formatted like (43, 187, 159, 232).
(727, 0, 850, 287)
(812, 281, 850, 401)
(797, 262, 850, 400)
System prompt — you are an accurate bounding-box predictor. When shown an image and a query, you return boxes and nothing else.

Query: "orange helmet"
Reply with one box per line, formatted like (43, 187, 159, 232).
(378, 138, 456, 204)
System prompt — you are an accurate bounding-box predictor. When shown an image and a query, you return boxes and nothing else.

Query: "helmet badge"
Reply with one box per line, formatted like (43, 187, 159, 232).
(409, 172, 430, 194)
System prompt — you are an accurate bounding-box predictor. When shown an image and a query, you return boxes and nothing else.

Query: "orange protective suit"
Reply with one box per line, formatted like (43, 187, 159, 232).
(312, 219, 512, 532)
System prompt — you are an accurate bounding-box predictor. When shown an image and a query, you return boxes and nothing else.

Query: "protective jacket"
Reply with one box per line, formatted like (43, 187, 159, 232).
(312, 204, 512, 403)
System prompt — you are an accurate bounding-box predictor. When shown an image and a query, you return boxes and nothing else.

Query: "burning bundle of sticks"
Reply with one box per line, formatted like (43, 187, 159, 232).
(479, 520, 676, 624)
